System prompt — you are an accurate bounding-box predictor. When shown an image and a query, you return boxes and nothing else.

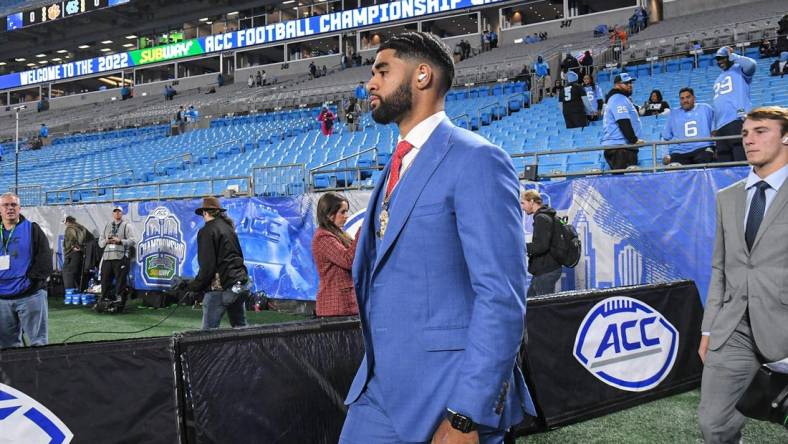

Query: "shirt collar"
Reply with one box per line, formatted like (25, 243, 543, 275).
(397, 111, 447, 148)
(745, 163, 788, 192)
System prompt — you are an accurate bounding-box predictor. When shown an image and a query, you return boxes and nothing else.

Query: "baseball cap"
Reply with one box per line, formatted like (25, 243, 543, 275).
(112, 206, 123, 212)
(567, 71, 579, 83)
(613, 72, 636, 84)
(715, 46, 732, 59)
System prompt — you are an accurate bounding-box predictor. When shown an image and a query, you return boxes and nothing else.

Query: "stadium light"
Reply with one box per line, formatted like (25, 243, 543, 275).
(51, 58, 61, 61)
(101, 40, 113, 44)
(56, 49, 68, 53)
(78, 44, 90, 49)
(199, 17, 209, 22)
(26, 63, 36, 67)
(100, 48, 112, 52)
(125, 34, 137, 39)
(282, 0, 295, 3)
(15, 57, 26, 62)
(122, 43, 134, 48)
(35, 53, 46, 57)
(0, 62, 6, 66)
(227, 11, 239, 16)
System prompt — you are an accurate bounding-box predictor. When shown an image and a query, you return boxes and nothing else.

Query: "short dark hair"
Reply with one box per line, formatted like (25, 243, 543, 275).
(378, 32, 455, 95)
(65, 216, 76, 223)
(679, 87, 694, 96)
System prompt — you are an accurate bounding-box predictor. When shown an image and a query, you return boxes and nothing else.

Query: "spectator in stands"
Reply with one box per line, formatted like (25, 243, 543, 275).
(533, 55, 552, 101)
(453, 41, 462, 62)
(601, 73, 643, 170)
(712, 46, 756, 162)
(255, 71, 262, 86)
(38, 124, 48, 139)
(343, 31, 533, 443)
(341, 53, 348, 69)
(698, 106, 788, 444)
(345, 98, 361, 132)
(189, 197, 249, 330)
(759, 39, 777, 58)
(317, 106, 335, 136)
(309, 61, 317, 79)
(517, 64, 532, 88)
(37, 97, 49, 112)
(98, 206, 135, 308)
(248, 74, 255, 88)
(770, 51, 788, 77)
(582, 74, 604, 121)
(579, 50, 594, 76)
(561, 52, 581, 77)
(639, 89, 671, 117)
(355, 81, 368, 112)
(261, 70, 267, 85)
(175, 106, 186, 134)
(559, 71, 589, 129)
(490, 29, 498, 49)
(0, 192, 52, 348)
(662, 87, 715, 165)
(321, 65, 328, 77)
(311, 193, 358, 317)
(778, 15, 788, 53)
(216, 72, 224, 87)
(120, 85, 131, 100)
(187, 105, 199, 130)
(482, 29, 491, 52)
(520, 190, 562, 296)
(63, 216, 89, 291)
(461, 39, 471, 60)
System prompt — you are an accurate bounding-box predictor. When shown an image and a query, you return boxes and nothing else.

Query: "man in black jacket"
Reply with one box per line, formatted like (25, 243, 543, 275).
(521, 190, 562, 297)
(0, 193, 52, 348)
(559, 71, 589, 129)
(189, 197, 249, 330)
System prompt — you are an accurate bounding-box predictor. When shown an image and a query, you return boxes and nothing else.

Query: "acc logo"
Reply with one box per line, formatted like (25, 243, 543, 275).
(0, 383, 73, 443)
(137, 206, 186, 287)
(573, 296, 678, 392)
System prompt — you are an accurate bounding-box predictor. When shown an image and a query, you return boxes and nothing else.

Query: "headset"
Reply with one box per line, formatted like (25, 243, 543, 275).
(782, 135, 788, 144)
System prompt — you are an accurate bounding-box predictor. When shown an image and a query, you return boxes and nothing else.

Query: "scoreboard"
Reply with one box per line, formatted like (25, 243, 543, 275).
(6, 0, 129, 31)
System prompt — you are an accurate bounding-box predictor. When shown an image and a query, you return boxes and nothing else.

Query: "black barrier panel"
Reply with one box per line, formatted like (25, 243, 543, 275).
(178, 318, 364, 444)
(0, 337, 179, 444)
(522, 280, 703, 428)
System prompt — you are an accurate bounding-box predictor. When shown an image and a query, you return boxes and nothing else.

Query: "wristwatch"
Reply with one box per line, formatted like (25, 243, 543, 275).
(446, 408, 477, 433)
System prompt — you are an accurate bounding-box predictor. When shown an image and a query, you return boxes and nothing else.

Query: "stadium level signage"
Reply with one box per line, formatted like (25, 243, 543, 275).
(137, 206, 187, 287)
(573, 296, 678, 392)
(0, 0, 504, 90)
(0, 383, 73, 443)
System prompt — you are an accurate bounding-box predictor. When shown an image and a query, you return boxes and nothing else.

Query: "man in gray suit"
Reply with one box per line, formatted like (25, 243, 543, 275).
(698, 106, 788, 443)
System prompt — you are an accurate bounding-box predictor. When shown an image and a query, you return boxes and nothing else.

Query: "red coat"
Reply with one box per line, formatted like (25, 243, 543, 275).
(317, 110, 335, 136)
(312, 227, 358, 316)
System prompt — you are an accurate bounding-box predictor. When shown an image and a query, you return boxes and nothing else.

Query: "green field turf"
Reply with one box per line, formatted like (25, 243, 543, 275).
(45, 297, 787, 442)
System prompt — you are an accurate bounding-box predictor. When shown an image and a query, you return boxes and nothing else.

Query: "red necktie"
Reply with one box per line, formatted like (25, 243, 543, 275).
(385, 140, 414, 198)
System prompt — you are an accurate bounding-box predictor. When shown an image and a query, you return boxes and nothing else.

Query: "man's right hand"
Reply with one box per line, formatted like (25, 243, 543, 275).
(698, 335, 710, 363)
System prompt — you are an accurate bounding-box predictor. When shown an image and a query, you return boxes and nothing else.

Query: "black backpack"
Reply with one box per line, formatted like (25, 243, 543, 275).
(550, 214, 582, 267)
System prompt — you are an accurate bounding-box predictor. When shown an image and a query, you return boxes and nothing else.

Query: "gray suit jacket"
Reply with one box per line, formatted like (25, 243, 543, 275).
(702, 178, 788, 361)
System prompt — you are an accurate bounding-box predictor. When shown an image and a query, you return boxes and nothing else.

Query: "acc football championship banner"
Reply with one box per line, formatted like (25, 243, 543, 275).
(524, 167, 749, 303)
(28, 196, 323, 300)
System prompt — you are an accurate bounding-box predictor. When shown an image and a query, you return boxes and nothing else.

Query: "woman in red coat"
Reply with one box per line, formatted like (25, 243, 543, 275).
(312, 192, 358, 316)
(317, 106, 335, 136)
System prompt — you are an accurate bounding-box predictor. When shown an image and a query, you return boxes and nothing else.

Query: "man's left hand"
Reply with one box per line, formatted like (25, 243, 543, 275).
(431, 419, 479, 444)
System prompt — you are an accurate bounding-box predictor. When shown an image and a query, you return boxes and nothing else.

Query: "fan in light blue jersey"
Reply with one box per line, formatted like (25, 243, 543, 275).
(712, 47, 756, 131)
(662, 87, 715, 162)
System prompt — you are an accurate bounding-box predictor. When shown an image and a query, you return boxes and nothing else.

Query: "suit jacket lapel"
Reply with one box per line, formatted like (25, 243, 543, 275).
(751, 178, 788, 251)
(353, 161, 391, 299)
(733, 181, 747, 255)
(372, 119, 455, 276)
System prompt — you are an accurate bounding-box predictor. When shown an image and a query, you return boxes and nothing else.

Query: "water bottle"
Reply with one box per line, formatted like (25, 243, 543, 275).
(64, 288, 74, 305)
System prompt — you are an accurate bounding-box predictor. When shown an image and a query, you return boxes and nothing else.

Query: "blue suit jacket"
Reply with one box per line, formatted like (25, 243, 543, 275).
(347, 118, 535, 441)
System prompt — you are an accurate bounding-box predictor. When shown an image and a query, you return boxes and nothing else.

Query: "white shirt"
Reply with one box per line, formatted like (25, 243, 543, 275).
(395, 110, 447, 181)
(743, 163, 788, 227)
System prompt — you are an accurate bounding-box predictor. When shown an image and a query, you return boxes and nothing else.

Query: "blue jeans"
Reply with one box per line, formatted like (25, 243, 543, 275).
(201, 290, 247, 330)
(527, 268, 562, 297)
(0, 289, 48, 348)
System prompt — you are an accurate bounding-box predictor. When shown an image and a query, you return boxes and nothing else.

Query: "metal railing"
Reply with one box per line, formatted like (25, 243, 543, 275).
(309, 146, 380, 191)
(513, 135, 747, 180)
(57, 169, 135, 191)
(9, 185, 44, 207)
(44, 175, 252, 204)
(451, 113, 470, 129)
(209, 139, 242, 158)
(252, 163, 307, 197)
(153, 152, 193, 175)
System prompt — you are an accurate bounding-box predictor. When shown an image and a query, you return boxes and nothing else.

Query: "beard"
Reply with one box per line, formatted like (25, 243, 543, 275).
(371, 81, 412, 125)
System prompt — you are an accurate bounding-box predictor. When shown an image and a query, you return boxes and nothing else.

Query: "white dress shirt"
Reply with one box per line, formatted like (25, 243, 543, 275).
(743, 163, 788, 227)
(389, 111, 447, 191)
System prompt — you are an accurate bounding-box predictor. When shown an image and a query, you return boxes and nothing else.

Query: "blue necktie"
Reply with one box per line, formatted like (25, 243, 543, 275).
(745, 181, 769, 251)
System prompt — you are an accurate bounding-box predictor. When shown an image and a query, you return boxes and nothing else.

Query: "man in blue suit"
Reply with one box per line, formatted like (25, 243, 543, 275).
(340, 32, 535, 444)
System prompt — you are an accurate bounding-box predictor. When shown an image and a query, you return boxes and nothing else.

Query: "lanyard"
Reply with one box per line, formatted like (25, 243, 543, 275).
(0, 224, 16, 255)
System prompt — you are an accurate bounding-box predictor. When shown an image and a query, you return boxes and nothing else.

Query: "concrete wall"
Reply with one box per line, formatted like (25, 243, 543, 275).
(499, 8, 635, 47)
(662, 0, 759, 19)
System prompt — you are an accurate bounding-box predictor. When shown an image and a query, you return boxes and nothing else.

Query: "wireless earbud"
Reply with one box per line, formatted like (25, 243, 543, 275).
(782, 136, 788, 144)
(418, 73, 426, 81)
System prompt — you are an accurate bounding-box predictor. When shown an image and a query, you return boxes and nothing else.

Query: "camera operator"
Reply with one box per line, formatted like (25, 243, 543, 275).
(98, 206, 135, 307)
(188, 197, 249, 330)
